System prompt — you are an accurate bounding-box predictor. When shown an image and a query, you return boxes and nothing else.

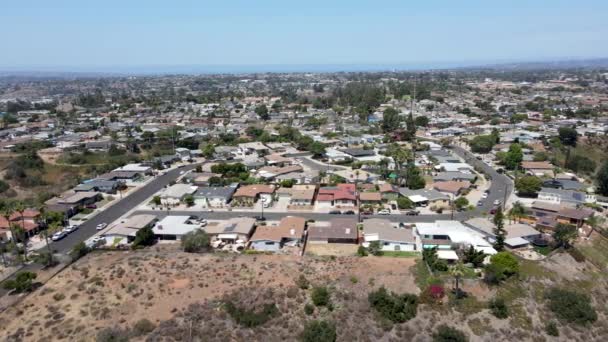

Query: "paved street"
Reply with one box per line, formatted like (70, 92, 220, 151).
(49, 164, 200, 254)
(131, 146, 513, 224)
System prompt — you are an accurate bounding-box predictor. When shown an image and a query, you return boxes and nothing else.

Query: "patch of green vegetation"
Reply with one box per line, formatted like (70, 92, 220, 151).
(380, 251, 420, 258)
(577, 236, 608, 269)
(412, 259, 432, 289)
(467, 317, 494, 336)
(496, 279, 527, 305)
(449, 294, 485, 316)
(533, 245, 552, 255)
(509, 304, 534, 331)
(224, 301, 279, 328)
(519, 260, 556, 280)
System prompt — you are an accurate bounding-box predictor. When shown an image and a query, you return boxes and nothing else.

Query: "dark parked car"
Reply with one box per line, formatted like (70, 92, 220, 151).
(404, 210, 419, 216)
(329, 210, 341, 215)
(254, 216, 266, 221)
(343, 210, 355, 215)
(86, 204, 97, 209)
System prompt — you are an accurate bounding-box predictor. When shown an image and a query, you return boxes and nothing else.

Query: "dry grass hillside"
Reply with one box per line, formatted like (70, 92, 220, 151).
(0, 237, 607, 341)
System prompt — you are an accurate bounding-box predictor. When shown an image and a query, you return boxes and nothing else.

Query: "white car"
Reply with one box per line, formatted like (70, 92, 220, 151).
(199, 219, 208, 227)
(96, 223, 108, 230)
(493, 199, 501, 206)
(481, 193, 488, 199)
(51, 231, 67, 241)
(64, 225, 79, 233)
(378, 209, 391, 215)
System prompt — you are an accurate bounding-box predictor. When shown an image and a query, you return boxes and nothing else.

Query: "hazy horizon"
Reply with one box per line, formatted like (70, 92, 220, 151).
(2, 0, 607, 72)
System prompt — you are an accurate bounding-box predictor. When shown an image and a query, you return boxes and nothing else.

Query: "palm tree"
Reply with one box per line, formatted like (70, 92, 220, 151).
(13, 201, 29, 262)
(508, 201, 526, 224)
(0, 201, 17, 248)
(449, 261, 467, 298)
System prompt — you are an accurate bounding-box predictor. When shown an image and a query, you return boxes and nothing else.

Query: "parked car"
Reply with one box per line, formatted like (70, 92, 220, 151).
(199, 219, 208, 227)
(490, 206, 499, 215)
(481, 193, 488, 199)
(477, 201, 483, 207)
(254, 216, 266, 221)
(493, 199, 501, 206)
(404, 210, 419, 216)
(329, 210, 341, 215)
(51, 231, 67, 241)
(378, 209, 391, 215)
(96, 223, 108, 230)
(390, 204, 397, 210)
(85, 204, 97, 209)
(64, 225, 79, 233)
(343, 210, 355, 215)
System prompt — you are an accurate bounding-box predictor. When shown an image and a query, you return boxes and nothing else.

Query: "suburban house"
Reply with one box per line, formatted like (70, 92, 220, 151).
(555, 207, 594, 228)
(316, 184, 357, 209)
(537, 187, 595, 206)
(433, 172, 477, 183)
(521, 161, 554, 177)
(98, 170, 143, 182)
(264, 153, 294, 166)
(289, 184, 317, 206)
(74, 179, 125, 194)
(160, 184, 198, 205)
(359, 192, 382, 206)
(54, 191, 102, 210)
(153, 216, 200, 240)
(399, 188, 450, 208)
(432, 181, 471, 196)
(182, 172, 221, 186)
(231, 184, 275, 206)
(248, 216, 307, 252)
(204, 217, 257, 243)
(465, 217, 542, 248)
(362, 218, 417, 252)
(193, 185, 237, 208)
(103, 214, 158, 244)
(379, 183, 400, 201)
(0, 209, 41, 239)
(415, 220, 496, 256)
(257, 165, 303, 180)
(307, 218, 359, 244)
(113, 163, 153, 175)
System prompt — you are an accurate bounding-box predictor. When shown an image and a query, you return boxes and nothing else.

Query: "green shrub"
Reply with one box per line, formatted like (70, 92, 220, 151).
(311, 286, 330, 307)
(368, 286, 418, 323)
(489, 297, 508, 318)
(224, 301, 278, 327)
(304, 303, 314, 315)
(545, 321, 559, 336)
(433, 325, 468, 342)
(52, 293, 66, 301)
(2, 271, 37, 293)
(300, 320, 336, 342)
(296, 274, 310, 289)
(181, 229, 210, 253)
(545, 288, 597, 325)
(132, 318, 156, 336)
(356, 245, 368, 256)
(96, 327, 130, 342)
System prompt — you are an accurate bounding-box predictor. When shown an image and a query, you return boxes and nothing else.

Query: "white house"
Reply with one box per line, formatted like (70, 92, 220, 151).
(362, 218, 417, 252)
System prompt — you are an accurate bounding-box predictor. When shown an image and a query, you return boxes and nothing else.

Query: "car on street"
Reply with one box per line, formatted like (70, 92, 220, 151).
(404, 210, 419, 216)
(64, 225, 79, 233)
(199, 219, 208, 227)
(51, 231, 67, 241)
(96, 223, 108, 230)
(86, 204, 97, 209)
(477, 201, 483, 207)
(329, 210, 341, 215)
(254, 216, 266, 221)
(493, 199, 501, 206)
(378, 209, 391, 215)
(343, 210, 355, 215)
(390, 204, 397, 210)
(481, 193, 488, 199)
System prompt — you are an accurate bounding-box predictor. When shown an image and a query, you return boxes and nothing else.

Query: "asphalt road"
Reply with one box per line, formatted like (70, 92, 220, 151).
(49, 164, 200, 254)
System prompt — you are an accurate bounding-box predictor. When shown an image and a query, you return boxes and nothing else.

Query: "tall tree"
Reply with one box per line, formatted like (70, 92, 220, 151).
(596, 160, 608, 196)
(493, 207, 506, 251)
(449, 262, 467, 298)
(255, 104, 270, 120)
(405, 112, 416, 140)
(381, 107, 400, 133)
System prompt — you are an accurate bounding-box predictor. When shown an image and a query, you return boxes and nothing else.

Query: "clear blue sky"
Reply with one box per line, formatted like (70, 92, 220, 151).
(1, 0, 607, 71)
